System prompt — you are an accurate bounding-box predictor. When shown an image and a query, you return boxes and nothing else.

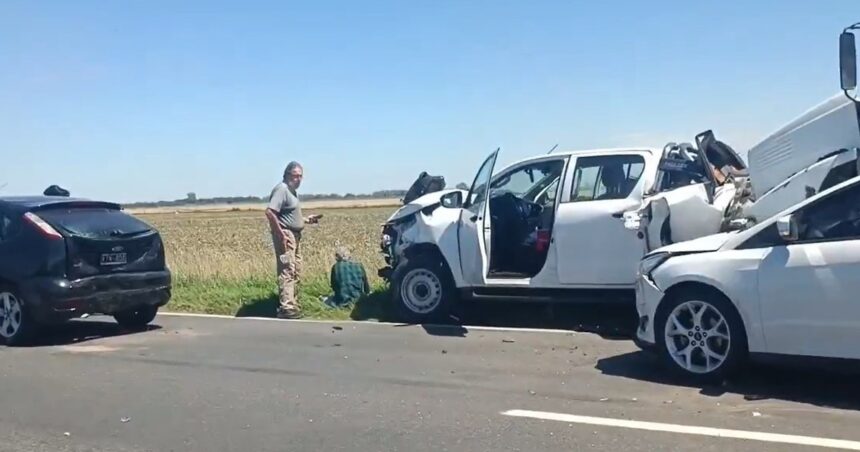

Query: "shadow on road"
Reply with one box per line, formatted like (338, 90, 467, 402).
(233, 285, 636, 340)
(24, 319, 162, 347)
(596, 351, 860, 412)
(458, 301, 635, 340)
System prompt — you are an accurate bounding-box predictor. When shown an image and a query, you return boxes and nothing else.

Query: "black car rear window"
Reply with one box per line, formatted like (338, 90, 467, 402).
(38, 208, 152, 239)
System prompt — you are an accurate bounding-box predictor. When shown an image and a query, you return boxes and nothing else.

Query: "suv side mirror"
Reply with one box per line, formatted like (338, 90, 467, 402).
(440, 191, 463, 209)
(777, 214, 799, 242)
(841, 31, 857, 91)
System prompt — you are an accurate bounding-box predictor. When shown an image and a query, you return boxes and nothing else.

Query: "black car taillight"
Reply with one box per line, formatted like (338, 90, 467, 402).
(23, 212, 64, 240)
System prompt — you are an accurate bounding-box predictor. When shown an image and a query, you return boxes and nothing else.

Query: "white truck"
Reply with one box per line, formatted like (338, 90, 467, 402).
(379, 39, 860, 323)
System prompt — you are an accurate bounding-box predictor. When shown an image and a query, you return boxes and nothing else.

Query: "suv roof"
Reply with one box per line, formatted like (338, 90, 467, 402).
(0, 196, 121, 213)
(498, 147, 659, 171)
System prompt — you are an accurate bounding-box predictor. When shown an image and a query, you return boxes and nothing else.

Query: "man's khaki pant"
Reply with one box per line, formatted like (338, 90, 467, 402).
(272, 229, 303, 317)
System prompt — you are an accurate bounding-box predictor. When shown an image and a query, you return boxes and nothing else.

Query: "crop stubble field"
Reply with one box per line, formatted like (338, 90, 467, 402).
(138, 204, 394, 320)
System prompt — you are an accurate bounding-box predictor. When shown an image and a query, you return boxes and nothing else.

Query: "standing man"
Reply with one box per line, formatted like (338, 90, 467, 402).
(266, 161, 321, 319)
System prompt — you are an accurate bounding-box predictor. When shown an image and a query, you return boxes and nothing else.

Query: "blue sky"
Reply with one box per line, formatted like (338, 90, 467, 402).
(0, 1, 853, 202)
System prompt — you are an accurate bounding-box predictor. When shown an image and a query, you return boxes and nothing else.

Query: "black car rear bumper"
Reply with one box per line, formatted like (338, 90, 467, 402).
(19, 271, 172, 323)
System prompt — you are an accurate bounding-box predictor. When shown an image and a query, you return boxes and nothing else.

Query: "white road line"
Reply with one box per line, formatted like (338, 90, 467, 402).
(157, 312, 576, 334)
(502, 410, 860, 450)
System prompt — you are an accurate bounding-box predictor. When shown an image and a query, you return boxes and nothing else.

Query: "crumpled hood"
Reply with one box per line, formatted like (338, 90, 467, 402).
(386, 189, 467, 223)
(653, 232, 735, 254)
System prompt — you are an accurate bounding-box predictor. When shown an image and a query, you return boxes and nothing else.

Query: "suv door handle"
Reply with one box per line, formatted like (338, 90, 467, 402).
(611, 212, 624, 218)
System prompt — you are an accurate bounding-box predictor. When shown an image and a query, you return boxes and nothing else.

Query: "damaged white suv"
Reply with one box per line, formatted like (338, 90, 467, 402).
(378, 130, 752, 323)
(379, 93, 860, 323)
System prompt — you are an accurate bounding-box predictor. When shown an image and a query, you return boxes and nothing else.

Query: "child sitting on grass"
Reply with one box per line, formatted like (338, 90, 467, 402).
(323, 246, 370, 308)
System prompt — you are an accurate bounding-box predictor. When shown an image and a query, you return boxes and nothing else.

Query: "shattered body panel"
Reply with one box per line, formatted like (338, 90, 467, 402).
(380, 193, 465, 285)
(626, 134, 750, 252)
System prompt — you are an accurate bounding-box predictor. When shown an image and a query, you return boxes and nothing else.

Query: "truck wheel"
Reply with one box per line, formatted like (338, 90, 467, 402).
(391, 254, 457, 324)
(0, 287, 37, 346)
(114, 305, 159, 329)
(654, 288, 747, 384)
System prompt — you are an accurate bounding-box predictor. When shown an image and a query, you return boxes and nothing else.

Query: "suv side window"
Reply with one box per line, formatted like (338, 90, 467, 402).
(490, 159, 565, 203)
(570, 154, 645, 202)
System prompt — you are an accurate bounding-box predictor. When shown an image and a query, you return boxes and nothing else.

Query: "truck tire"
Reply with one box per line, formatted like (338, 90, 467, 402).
(391, 254, 457, 324)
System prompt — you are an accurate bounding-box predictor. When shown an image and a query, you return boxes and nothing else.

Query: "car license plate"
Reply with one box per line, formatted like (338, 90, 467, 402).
(100, 252, 127, 266)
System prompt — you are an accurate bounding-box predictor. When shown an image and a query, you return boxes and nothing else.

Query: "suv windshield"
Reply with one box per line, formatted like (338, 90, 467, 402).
(38, 208, 152, 239)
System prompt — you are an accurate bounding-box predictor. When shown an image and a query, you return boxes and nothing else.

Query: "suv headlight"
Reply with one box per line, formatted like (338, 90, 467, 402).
(639, 252, 671, 281)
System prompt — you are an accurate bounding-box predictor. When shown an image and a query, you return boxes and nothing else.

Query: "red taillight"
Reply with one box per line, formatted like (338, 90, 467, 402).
(535, 230, 551, 253)
(23, 212, 63, 240)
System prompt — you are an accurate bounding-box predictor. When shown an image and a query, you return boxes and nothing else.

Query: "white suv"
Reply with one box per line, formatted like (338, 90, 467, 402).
(379, 133, 749, 323)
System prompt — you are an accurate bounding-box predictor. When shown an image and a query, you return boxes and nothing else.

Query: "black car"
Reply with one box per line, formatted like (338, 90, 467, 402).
(0, 196, 171, 345)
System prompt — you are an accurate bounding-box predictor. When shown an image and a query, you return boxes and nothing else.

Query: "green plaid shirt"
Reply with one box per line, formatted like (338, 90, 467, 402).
(330, 260, 370, 306)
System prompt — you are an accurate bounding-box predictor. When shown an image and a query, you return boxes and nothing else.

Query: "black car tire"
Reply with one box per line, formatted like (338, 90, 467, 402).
(391, 254, 457, 324)
(0, 286, 37, 347)
(114, 305, 159, 329)
(654, 287, 747, 384)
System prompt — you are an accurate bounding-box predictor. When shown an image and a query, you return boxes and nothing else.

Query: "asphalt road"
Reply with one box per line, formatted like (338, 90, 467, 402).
(1, 314, 860, 451)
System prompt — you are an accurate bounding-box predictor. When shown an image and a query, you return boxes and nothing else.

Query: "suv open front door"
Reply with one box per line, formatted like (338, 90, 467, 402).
(458, 149, 499, 287)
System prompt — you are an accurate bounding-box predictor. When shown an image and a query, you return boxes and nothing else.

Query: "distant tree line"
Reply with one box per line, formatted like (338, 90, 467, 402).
(123, 189, 410, 208)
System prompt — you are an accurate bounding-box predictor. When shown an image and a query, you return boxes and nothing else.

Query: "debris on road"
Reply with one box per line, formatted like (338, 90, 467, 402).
(528, 390, 537, 396)
(502, 339, 516, 344)
(64, 432, 70, 437)
(599, 398, 609, 402)
(332, 326, 343, 331)
(121, 417, 131, 423)
(441, 350, 448, 354)
(753, 412, 762, 417)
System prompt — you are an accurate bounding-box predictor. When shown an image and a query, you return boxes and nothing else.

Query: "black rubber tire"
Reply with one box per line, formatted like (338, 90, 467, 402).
(654, 287, 748, 384)
(114, 305, 159, 329)
(0, 286, 37, 347)
(391, 254, 457, 324)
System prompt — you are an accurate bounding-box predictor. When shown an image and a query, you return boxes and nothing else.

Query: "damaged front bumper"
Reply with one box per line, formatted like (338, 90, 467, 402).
(378, 223, 400, 280)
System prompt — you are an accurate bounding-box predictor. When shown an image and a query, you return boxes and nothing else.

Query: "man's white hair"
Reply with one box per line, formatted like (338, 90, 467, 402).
(335, 246, 350, 261)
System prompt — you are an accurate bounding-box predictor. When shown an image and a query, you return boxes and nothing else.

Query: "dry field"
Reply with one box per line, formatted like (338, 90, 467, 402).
(138, 206, 395, 318)
(128, 198, 401, 215)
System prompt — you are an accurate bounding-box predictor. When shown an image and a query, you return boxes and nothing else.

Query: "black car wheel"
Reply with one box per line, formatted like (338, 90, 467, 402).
(0, 287, 36, 346)
(114, 305, 159, 329)
(391, 254, 457, 324)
